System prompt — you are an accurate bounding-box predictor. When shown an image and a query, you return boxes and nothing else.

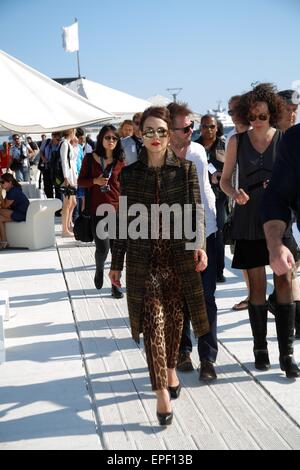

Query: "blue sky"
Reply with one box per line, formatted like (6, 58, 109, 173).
(1, 0, 299, 114)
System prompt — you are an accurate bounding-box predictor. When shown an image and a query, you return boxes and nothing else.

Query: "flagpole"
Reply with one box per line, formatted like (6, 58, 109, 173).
(75, 18, 81, 78)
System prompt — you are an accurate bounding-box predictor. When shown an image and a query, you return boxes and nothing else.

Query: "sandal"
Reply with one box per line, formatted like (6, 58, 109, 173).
(232, 298, 249, 311)
(0, 241, 9, 249)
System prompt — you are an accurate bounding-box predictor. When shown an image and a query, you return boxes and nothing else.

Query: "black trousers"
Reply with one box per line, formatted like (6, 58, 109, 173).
(42, 169, 54, 199)
(90, 215, 113, 273)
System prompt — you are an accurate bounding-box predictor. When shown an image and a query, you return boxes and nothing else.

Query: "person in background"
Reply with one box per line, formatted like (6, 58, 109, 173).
(277, 89, 299, 132)
(0, 142, 11, 175)
(216, 120, 225, 142)
(39, 134, 47, 148)
(78, 125, 125, 298)
(197, 115, 228, 283)
(119, 120, 133, 138)
(121, 112, 143, 165)
(168, 101, 218, 381)
(109, 106, 208, 426)
(221, 83, 299, 378)
(0, 173, 30, 248)
(60, 129, 78, 237)
(72, 128, 85, 221)
(84, 134, 95, 155)
(39, 132, 62, 201)
(10, 134, 34, 182)
(26, 136, 40, 181)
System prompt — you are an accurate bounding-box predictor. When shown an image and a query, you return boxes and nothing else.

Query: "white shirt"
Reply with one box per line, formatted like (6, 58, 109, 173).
(186, 141, 217, 238)
(60, 139, 78, 186)
(122, 136, 139, 165)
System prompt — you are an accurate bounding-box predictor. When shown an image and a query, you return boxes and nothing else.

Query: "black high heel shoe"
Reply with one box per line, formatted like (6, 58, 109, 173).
(168, 383, 181, 399)
(156, 410, 173, 426)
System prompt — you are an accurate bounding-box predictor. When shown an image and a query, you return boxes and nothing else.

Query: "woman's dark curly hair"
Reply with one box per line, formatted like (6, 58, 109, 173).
(235, 83, 285, 127)
(95, 125, 124, 161)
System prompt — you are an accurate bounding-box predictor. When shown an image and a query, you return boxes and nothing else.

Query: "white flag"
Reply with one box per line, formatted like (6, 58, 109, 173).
(62, 21, 79, 52)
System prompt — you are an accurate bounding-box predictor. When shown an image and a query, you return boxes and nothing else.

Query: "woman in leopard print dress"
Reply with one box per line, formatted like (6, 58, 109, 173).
(110, 107, 208, 425)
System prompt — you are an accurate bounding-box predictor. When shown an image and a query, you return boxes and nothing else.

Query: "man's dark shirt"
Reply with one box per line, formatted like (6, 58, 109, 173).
(196, 135, 226, 197)
(262, 123, 300, 231)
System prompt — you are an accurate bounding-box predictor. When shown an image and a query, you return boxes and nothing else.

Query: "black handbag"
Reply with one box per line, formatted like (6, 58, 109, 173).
(73, 210, 93, 242)
(73, 154, 93, 243)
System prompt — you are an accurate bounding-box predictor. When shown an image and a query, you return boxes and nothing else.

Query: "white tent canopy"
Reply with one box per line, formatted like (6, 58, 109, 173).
(0, 50, 112, 133)
(64, 78, 151, 117)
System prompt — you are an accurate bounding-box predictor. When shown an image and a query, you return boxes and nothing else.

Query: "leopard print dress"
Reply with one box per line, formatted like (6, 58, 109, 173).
(142, 167, 184, 391)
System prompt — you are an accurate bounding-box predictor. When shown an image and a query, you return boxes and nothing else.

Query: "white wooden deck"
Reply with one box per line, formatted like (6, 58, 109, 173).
(0, 224, 300, 450)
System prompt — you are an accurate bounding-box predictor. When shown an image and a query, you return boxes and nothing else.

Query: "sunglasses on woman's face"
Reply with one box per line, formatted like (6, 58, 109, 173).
(104, 135, 118, 142)
(247, 113, 269, 122)
(142, 128, 169, 139)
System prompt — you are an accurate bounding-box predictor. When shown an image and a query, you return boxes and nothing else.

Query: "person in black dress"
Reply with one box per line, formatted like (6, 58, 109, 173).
(221, 83, 300, 378)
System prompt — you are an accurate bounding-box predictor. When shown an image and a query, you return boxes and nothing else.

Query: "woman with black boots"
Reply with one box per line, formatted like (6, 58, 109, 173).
(78, 125, 125, 298)
(221, 83, 300, 378)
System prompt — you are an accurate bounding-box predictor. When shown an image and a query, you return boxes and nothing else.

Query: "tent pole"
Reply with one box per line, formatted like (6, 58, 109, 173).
(76, 50, 81, 78)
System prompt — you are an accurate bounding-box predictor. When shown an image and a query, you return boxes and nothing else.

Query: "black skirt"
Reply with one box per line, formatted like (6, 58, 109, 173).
(232, 239, 269, 270)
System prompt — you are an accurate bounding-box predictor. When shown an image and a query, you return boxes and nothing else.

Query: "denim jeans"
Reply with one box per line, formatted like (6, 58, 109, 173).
(179, 233, 218, 362)
(15, 166, 30, 182)
(215, 191, 228, 278)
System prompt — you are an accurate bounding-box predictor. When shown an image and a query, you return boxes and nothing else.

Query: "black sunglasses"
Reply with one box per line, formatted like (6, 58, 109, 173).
(201, 124, 216, 130)
(247, 113, 269, 122)
(172, 121, 194, 134)
(104, 135, 118, 142)
(228, 109, 235, 116)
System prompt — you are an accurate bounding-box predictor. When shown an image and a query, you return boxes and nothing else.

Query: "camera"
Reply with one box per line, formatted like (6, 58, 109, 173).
(60, 185, 77, 197)
(100, 184, 111, 193)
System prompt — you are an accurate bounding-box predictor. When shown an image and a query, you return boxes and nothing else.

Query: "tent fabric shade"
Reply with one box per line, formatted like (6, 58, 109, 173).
(0, 50, 112, 133)
(64, 78, 151, 116)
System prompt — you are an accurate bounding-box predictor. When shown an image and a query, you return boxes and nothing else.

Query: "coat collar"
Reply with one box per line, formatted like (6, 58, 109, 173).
(138, 147, 181, 168)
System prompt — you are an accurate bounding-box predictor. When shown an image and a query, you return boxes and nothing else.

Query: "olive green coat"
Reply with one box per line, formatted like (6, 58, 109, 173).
(111, 150, 209, 343)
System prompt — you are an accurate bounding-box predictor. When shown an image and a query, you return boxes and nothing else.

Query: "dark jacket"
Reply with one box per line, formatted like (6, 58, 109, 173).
(262, 124, 300, 231)
(111, 149, 209, 343)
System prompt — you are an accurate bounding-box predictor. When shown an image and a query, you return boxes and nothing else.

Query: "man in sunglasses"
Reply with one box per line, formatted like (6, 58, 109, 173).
(197, 115, 228, 285)
(10, 134, 34, 182)
(167, 102, 218, 381)
(121, 112, 143, 165)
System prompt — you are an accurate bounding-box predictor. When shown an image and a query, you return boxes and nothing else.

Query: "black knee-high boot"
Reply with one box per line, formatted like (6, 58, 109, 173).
(248, 303, 270, 370)
(274, 302, 300, 378)
(295, 301, 300, 339)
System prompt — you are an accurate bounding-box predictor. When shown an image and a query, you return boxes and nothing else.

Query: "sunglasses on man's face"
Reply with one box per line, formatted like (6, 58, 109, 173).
(247, 113, 269, 122)
(142, 128, 169, 139)
(104, 135, 118, 142)
(228, 109, 235, 116)
(172, 121, 194, 134)
(201, 124, 216, 130)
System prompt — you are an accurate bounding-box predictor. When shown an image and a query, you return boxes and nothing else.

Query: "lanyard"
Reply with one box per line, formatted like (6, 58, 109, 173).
(100, 156, 114, 180)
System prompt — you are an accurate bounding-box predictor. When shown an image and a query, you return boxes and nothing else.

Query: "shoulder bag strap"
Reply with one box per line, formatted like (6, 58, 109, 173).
(84, 154, 93, 214)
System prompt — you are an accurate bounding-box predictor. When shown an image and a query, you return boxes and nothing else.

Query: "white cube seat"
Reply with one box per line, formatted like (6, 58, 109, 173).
(6, 198, 62, 250)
